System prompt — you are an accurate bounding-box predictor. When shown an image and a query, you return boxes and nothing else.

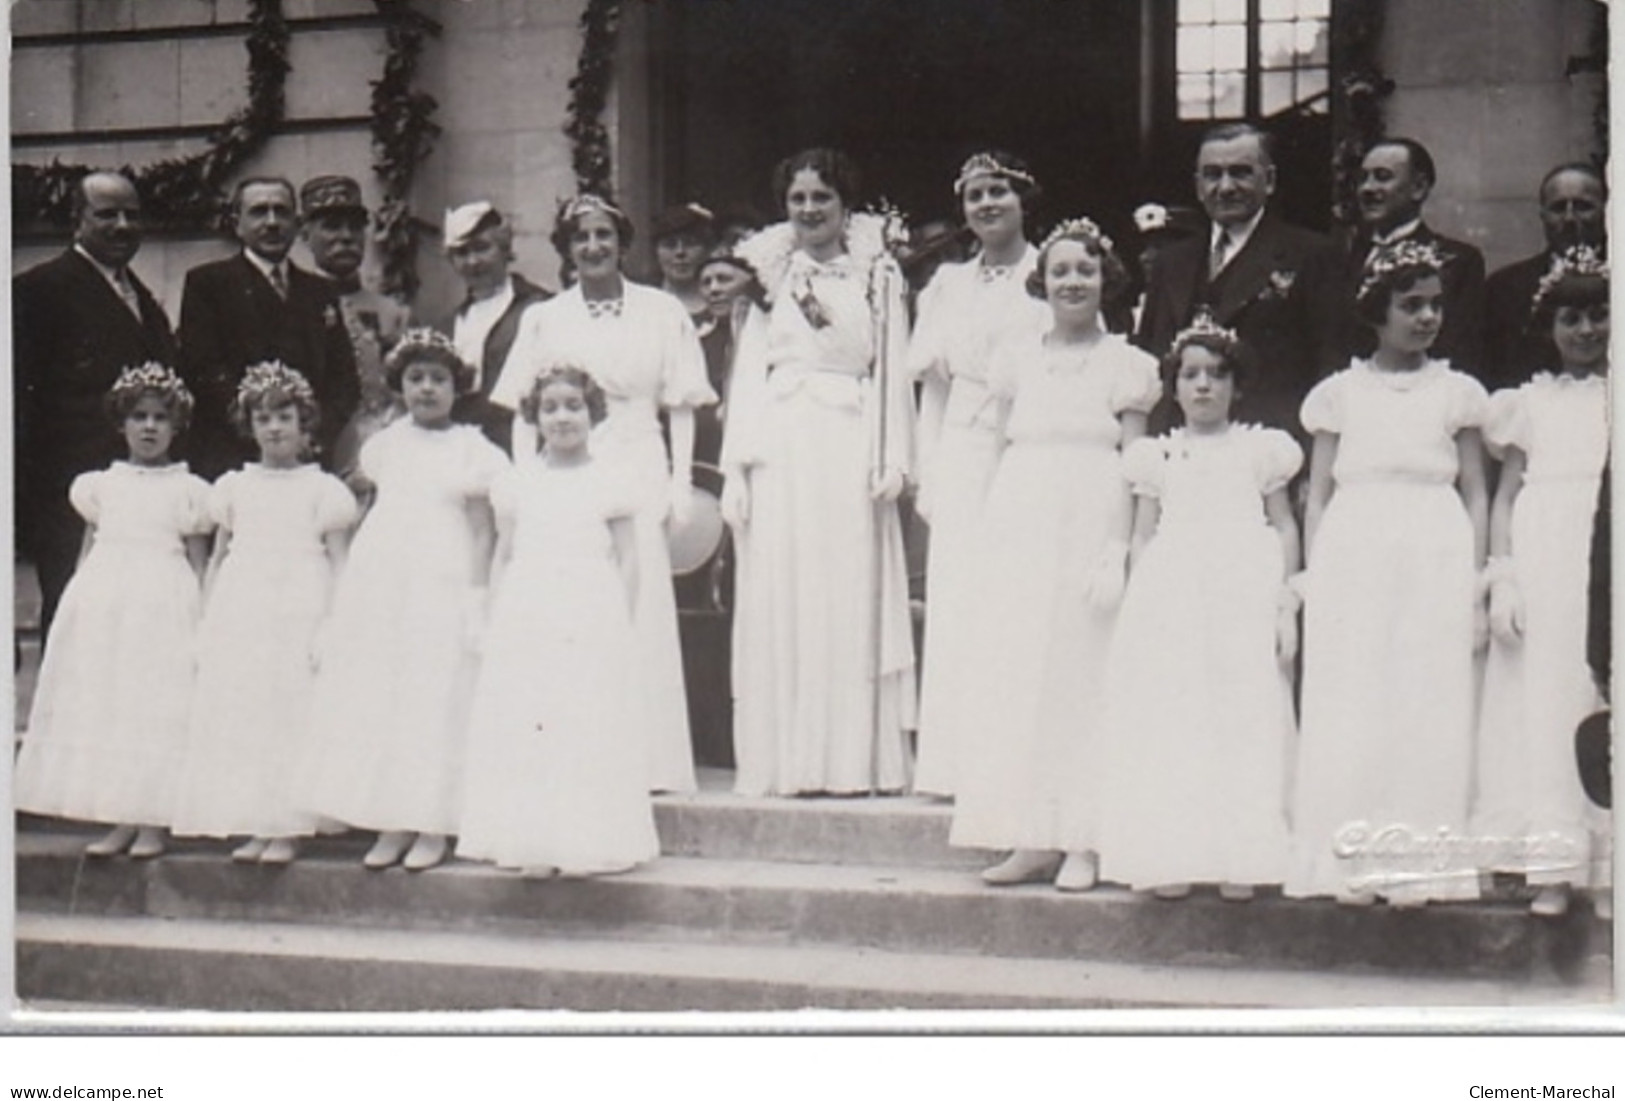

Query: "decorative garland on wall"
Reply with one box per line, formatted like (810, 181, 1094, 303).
(1565, 0, 1608, 169)
(1329, 0, 1393, 226)
(12, 0, 290, 233)
(564, 0, 624, 197)
(370, 0, 441, 299)
(13, 0, 440, 301)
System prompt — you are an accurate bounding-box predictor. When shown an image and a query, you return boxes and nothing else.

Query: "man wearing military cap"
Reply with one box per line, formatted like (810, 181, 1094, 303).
(300, 174, 411, 481)
(435, 200, 552, 452)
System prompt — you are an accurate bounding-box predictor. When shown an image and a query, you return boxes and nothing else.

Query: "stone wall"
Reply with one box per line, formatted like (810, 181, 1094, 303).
(1381, 0, 1606, 272)
(11, 0, 1606, 314)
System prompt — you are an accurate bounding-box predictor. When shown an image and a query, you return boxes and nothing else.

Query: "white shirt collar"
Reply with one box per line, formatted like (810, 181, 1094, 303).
(73, 244, 130, 288)
(1371, 217, 1423, 247)
(242, 248, 287, 288)
(1210, 208, 1266, 256)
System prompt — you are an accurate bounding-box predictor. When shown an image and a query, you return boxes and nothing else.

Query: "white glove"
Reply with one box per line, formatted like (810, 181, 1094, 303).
(667, 476, 694, 527)
(721, 471, 750, 529)
(1488, 575, 1525, 644)
(309, 619, 332, 670)
(462, 588, 490, 656)
(1082, 539, 1130, 611)
(870, 467, 906, 503)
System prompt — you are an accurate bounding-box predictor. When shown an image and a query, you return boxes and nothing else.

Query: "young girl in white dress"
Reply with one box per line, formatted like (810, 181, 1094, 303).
(170, 363, 357, 864)
(1097, 317, 1301, 900)
(458, 366, 659, 876)
(297, 329, 507, 871)
(946, 218, 1161, 892)
(14, 364, 212, 859)
(1288, 241, 1490, 907)
(907, 151, 1050, 798)
(493, 195, 714, 795)
(1474, 247, 1611, 917)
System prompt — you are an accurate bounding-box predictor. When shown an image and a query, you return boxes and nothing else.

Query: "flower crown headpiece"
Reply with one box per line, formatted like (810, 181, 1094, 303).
(1170, 309, 1240, 354)
(1532, 244, 1609, 316)
(385, 327, 468, 372)
(236, 360, 315, 408)
(1039, 216, 1114, 256)
(1357, 239, 1446, 301)
(559, 192, 627, 224)
(110, 361, 193, 410)
(953, 152, 1037, 195)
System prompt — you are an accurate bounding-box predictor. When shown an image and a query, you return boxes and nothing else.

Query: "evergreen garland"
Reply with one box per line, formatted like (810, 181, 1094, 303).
(370, 0, 441, 299)
(565, 0, 624, 197)
(12, 0, 290, 234)
(1330, 0, 1393, 226)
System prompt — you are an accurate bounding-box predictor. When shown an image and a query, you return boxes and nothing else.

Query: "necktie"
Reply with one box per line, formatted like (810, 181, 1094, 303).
(269, 265, 288, 300)
(112, 268, 142, 319)
(1209, 231, 1232, 281)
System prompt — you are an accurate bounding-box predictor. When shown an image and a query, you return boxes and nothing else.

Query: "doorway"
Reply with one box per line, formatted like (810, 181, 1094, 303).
(655, 0, 1150, 242)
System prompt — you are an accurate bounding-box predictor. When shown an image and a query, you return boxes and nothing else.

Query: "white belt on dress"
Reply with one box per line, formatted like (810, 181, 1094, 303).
(766, 363, 868, 413)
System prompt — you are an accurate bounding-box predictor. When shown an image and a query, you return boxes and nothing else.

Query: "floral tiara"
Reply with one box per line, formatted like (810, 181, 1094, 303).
(385, 327, 467, 373)
(1039, 216, 1114, 256)
(236, 360, 315, 408)
(953, 152, 1037, 195)
(1357, 239, 1446, 301)
(1531, 244, 1609, 316)
(1170, 310, 1240, 354)
(560, 192, 627, 223)
(110, 361, 192, 410)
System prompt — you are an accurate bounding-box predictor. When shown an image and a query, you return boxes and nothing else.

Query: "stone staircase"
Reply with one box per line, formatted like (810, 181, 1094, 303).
(13, 783, 1614, 1013)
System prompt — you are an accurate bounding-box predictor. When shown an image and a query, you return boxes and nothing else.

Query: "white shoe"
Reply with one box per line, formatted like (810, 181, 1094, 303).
(363, 830, 413, 870)
(981, 849, 1061, 886)
(1054, 851, 1099, 893)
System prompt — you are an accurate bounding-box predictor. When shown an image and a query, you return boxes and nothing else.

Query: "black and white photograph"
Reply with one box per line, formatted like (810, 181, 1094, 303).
(5, 0, 1619, 1049)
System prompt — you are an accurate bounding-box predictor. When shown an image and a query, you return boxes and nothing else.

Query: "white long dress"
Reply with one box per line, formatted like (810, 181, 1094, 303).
(1097, 426, 1301, 890)
(906, 249, 1050, 797)
(14, 462, 212, 825)
(295, 419, 508, 835)
(947, 331, 1161, 852)
(1287, 360, 1488, 904)
(721, 245, 918, 795)
(171, 465, 357, 838)
(1473, 371, 1610, 888)
(457, 460, 659, 874)
(493, 283, 715, 794)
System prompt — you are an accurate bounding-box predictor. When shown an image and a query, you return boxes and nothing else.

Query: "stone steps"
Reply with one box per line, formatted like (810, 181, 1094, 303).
(17, 912, 1605, 1014)
(16, 833, 1612, 986)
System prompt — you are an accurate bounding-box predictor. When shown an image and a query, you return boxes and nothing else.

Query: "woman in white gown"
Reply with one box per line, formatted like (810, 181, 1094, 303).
(907, 151, 1050, 798)
(1474, 248, 1611, 916)
(722, 147, 917, 796)
(493, 194, 716, 795)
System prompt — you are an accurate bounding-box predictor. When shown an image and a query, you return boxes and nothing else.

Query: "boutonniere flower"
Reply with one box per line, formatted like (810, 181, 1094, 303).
(324, 304, 342, 327)
(1259, 268, 1297, 301)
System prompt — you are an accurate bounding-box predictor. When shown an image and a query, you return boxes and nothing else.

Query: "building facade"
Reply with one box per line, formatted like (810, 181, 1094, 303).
(10, 0, 1607, 323)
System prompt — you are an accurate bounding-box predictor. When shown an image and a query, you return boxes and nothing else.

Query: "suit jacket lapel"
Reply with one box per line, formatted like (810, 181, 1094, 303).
(1212, 215, 1287, 323)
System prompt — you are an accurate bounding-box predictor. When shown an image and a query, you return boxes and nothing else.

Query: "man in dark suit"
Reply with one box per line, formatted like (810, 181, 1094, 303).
(1137, 122, 1339, 438)
(178, 176, 359, 478)
(1483, 163, 1607, 391)
(435, 200, 552, 454)
(14, 171, 180, 638)
(1328, 137, 1487, 381)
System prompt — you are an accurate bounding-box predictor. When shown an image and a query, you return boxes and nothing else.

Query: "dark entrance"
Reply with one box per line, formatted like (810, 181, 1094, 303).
(653, 1, 1335, 242)
(655, 0, 1148, 242)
